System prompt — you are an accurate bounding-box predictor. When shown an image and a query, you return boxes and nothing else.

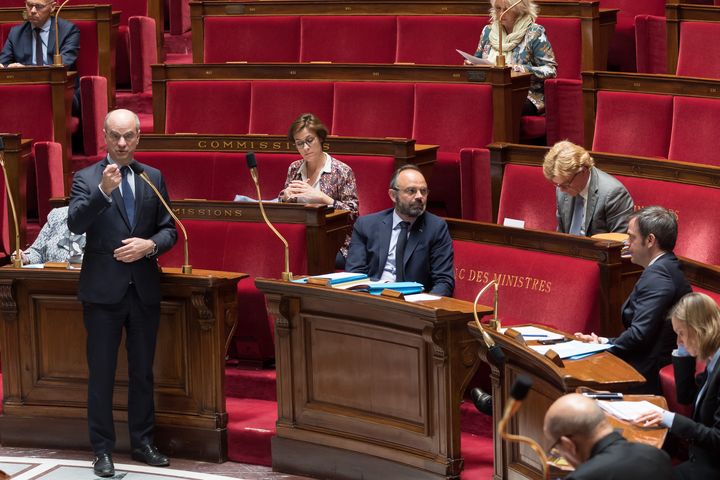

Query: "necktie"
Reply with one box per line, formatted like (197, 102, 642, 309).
(395, 221, 409, 282)
(33, 27, 43, 66)
(121, 166, 135, 226)
(569, 195, 585, 235)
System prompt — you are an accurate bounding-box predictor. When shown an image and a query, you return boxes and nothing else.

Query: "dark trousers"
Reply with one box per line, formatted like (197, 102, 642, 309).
(84, 284, 160, 455)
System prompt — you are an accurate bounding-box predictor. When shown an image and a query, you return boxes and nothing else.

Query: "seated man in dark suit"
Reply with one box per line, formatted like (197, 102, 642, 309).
(543, 141, 633, 236)
(544, 393, 673, 480)
(576, 206, 692, 394)
(0, 0, 80, 113)
(346, 164, 454, 297)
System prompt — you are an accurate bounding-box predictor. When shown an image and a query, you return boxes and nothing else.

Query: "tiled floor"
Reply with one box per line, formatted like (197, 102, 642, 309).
(0, 447, 312, 480)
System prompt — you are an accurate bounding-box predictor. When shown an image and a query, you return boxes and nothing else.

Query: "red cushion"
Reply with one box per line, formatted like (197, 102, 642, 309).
(453, 240, 600, 333)
(128, 16, 157, 94)
(497, 164, 556, 231)
(300, 16, 397, 63)
(592, 91, 672, 158)
(395, 16, 486, 65)
(332, 82, 414, 138)
(459, 148, 491, 222)
(168, 0, 190, 35)
(73, 20, 100, 77)
(165, 81, 251, 134)
(676, 22, 720, 79)
(249, 81, 334, 135)
(519, 115, 546, 142)
(536, 17, 581, 80)
(544, 78, 583, 146)
(116, 25, 130, 87)
(80, 76, 108, 157)
(203, 16, 300, 63)
(333, 154, 394, 216)
(617, 175, 720, 264)
(429, 151, 462, 219)
(0, 85, 54, 142)
(33, 142, 64, 225)
(669, 96, 720, 167)
(659, 364, 694, 417)
(635, 15, 667, 74)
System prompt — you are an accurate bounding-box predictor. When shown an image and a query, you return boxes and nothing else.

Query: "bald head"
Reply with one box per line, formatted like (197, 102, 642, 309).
(544, 393, 609, 442)
(103, 109, 141, 165)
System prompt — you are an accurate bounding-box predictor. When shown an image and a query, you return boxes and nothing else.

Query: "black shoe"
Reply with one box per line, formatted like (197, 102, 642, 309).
(92, 453, 115, 478)
(471, 387, 493, 416)
(131, 444, 170, 467)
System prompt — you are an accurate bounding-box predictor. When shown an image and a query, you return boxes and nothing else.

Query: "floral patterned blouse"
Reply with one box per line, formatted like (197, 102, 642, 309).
(282, 154, 359, 257)
(474, 22, 557, 112)
(25, 206, 85, 264)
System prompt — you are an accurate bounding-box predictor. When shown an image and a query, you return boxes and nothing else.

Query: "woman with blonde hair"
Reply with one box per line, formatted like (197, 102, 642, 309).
(634, 292, 720, 479)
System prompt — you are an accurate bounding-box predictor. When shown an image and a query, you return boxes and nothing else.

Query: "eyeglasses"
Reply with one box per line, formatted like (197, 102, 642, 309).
(105, 131, 138, 143)
(294, 136, 316, 149)
(393, 187, 430, 197)
(552, 168, 584, 188)
(26, 2, 52, 10)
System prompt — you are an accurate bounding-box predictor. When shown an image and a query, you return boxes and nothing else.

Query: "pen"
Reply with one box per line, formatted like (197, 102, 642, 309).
(521, 334, 548, 338)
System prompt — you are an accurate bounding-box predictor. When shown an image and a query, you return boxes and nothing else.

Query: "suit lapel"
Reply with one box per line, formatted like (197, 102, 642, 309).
(19, 23, 33, 64)
(377, 210, 393, 271)
(584, 168, 599, 233)
(132, 167, 145, 230)
(46, 21, 56, 65)
(695, 365, 719, 421)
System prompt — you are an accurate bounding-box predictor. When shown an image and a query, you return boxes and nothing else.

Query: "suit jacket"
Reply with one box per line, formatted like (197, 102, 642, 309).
(556, 167, 634, 236)
(609, 253, 692, 393)
(0, 18, 79, 69)
(567, 431, 673, 479)
(68, 158, 177, 305)
(671, 352, 720, 479)
(345, 208, 454, 297)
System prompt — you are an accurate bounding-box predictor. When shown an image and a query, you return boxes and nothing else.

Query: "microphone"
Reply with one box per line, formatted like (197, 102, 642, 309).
(495, 0, 524, 68)
(129, 161, 192, 274)
(472, 280, 505, 367)
(53, 0, 71, 66)
(498, 376, 550, 480)
(0, 137, 23, 268)
(246, 152, 292, 281)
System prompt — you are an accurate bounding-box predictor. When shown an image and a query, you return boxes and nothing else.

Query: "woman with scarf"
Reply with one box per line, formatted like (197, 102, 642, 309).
(472, 0, 557, 115)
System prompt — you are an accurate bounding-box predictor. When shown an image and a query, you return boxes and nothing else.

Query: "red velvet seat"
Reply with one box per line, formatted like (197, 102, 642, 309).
(395, 16, 486, 65)
(668, 96, 720, 167)
(300, 16, 397, 63)
(453, 240, 600, 334)
(412, 83, 493, 218)
(635, 15, 667, 74)
(248, 81, 334, 135)
(496, 164, 556, 231)
(592, 91, 673, 158)
(332, 82, 415, 138)
(165, 81, 252, 134)
(600, 0, 665, 72)
(616, 175, 720, 265)
(676, 21, 720, 79)
(203, 16, 300, 63)
(459, 148, 492, 222)
(333, 154, 395, 215)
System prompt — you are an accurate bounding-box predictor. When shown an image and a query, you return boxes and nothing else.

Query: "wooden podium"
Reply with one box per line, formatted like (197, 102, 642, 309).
(0, 266, 245, 462)
(469, 323, 650, 480)
(255, 279, 493, 480)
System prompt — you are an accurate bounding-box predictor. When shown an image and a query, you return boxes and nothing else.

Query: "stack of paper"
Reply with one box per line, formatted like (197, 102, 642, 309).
(499, 326, 564, 341)
(293, 272, 368, 285)
(596, 400, 664, 422)
(528, 340, 613, 359)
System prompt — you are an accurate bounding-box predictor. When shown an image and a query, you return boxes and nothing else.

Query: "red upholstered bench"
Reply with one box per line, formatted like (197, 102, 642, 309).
(395, 15, 486, 65)
(159, 220, 308, 362)
(248, 81, 334, 135)
(668, 96, 720, 167)
(203, 16, 300, 63)
(165, 81, 252, 134)
(676, 21, 720, 78)
(301, 16, 397, 63)
(332, 82, 415, 139)
(496, 163, 556, 231)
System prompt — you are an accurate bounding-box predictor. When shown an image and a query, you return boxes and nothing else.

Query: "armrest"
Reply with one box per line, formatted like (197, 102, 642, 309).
(544, 78, 583, 146)
(129, 16, 158, 94)
(458, 147, 491, 222)
(80, 75, 109, 157)
(635, 15, 667, 74)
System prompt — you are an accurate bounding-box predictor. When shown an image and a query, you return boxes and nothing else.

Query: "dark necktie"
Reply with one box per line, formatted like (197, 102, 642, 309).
(395, 221, 409, 282)
(121, 166, 135, 226)
(33, 27, 43, 66)
(569, 195, 585, 235)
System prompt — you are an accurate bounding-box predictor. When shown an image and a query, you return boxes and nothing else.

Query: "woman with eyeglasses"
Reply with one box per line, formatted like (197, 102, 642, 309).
(279, 113, 359, 267)
(633, 292, 720, 479)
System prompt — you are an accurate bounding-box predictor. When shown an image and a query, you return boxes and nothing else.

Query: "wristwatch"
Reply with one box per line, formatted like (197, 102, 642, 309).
(146, 240, 158, 258)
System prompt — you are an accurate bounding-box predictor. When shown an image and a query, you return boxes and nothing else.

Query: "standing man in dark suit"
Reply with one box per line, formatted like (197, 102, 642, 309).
(576, 206, 692, 394)
(345, 164, 454, 297)
(543, 141, 633, 236)
(544, 393, 673, 480)
(0, 0, 80, 113)
(69, 109, 177, 478)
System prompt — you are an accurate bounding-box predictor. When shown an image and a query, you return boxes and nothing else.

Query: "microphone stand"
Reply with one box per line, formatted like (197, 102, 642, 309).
(496, 0, 524, 67)
(246, 152, 292, 281)
(473, 280, 505, 367)
(0, 140, 23, 268)
(130, 163, 192, 274)
(53, 0, 71, 66)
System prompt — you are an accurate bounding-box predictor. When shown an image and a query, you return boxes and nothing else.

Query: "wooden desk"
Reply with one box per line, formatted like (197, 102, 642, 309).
(0, 266, 245, 462)
(0, 134, 31, 253)
(469, 322, 646, 480)
(256, 279, 493, 480)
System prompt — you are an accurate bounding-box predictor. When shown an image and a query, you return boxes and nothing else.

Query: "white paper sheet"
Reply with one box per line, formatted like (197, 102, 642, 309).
(597, 400, 664, 422)
(528, 340, 613, 359)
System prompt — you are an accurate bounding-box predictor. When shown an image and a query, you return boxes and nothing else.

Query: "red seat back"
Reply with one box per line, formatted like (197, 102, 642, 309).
(395, 16, 486, 65)
(73, 20, 100, 77)
(249, 81, 334, 135)
(592, 91, 672, 158)
(535, 17, 581, 80)
(165, 81, 251, 134)
(617, 175, 720, 264)
(676, 22, 720, 79)
(334, 154, 394, 215)
(669, 96, 720, 167)
(497, 164, 556, 231)
(332, 82, 415, 138)
(453, 240, 600, 333)
(0, 85, 55, 142)
(300, 16, 397, 63)
(203, 16, 300, 63)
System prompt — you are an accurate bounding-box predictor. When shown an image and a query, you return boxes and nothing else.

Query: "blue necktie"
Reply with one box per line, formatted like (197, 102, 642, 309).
(569, 195, 585, 235)
(121, 166, 135, 226)
(395, 222, 409, 281)
(34, 27, 43, 66)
